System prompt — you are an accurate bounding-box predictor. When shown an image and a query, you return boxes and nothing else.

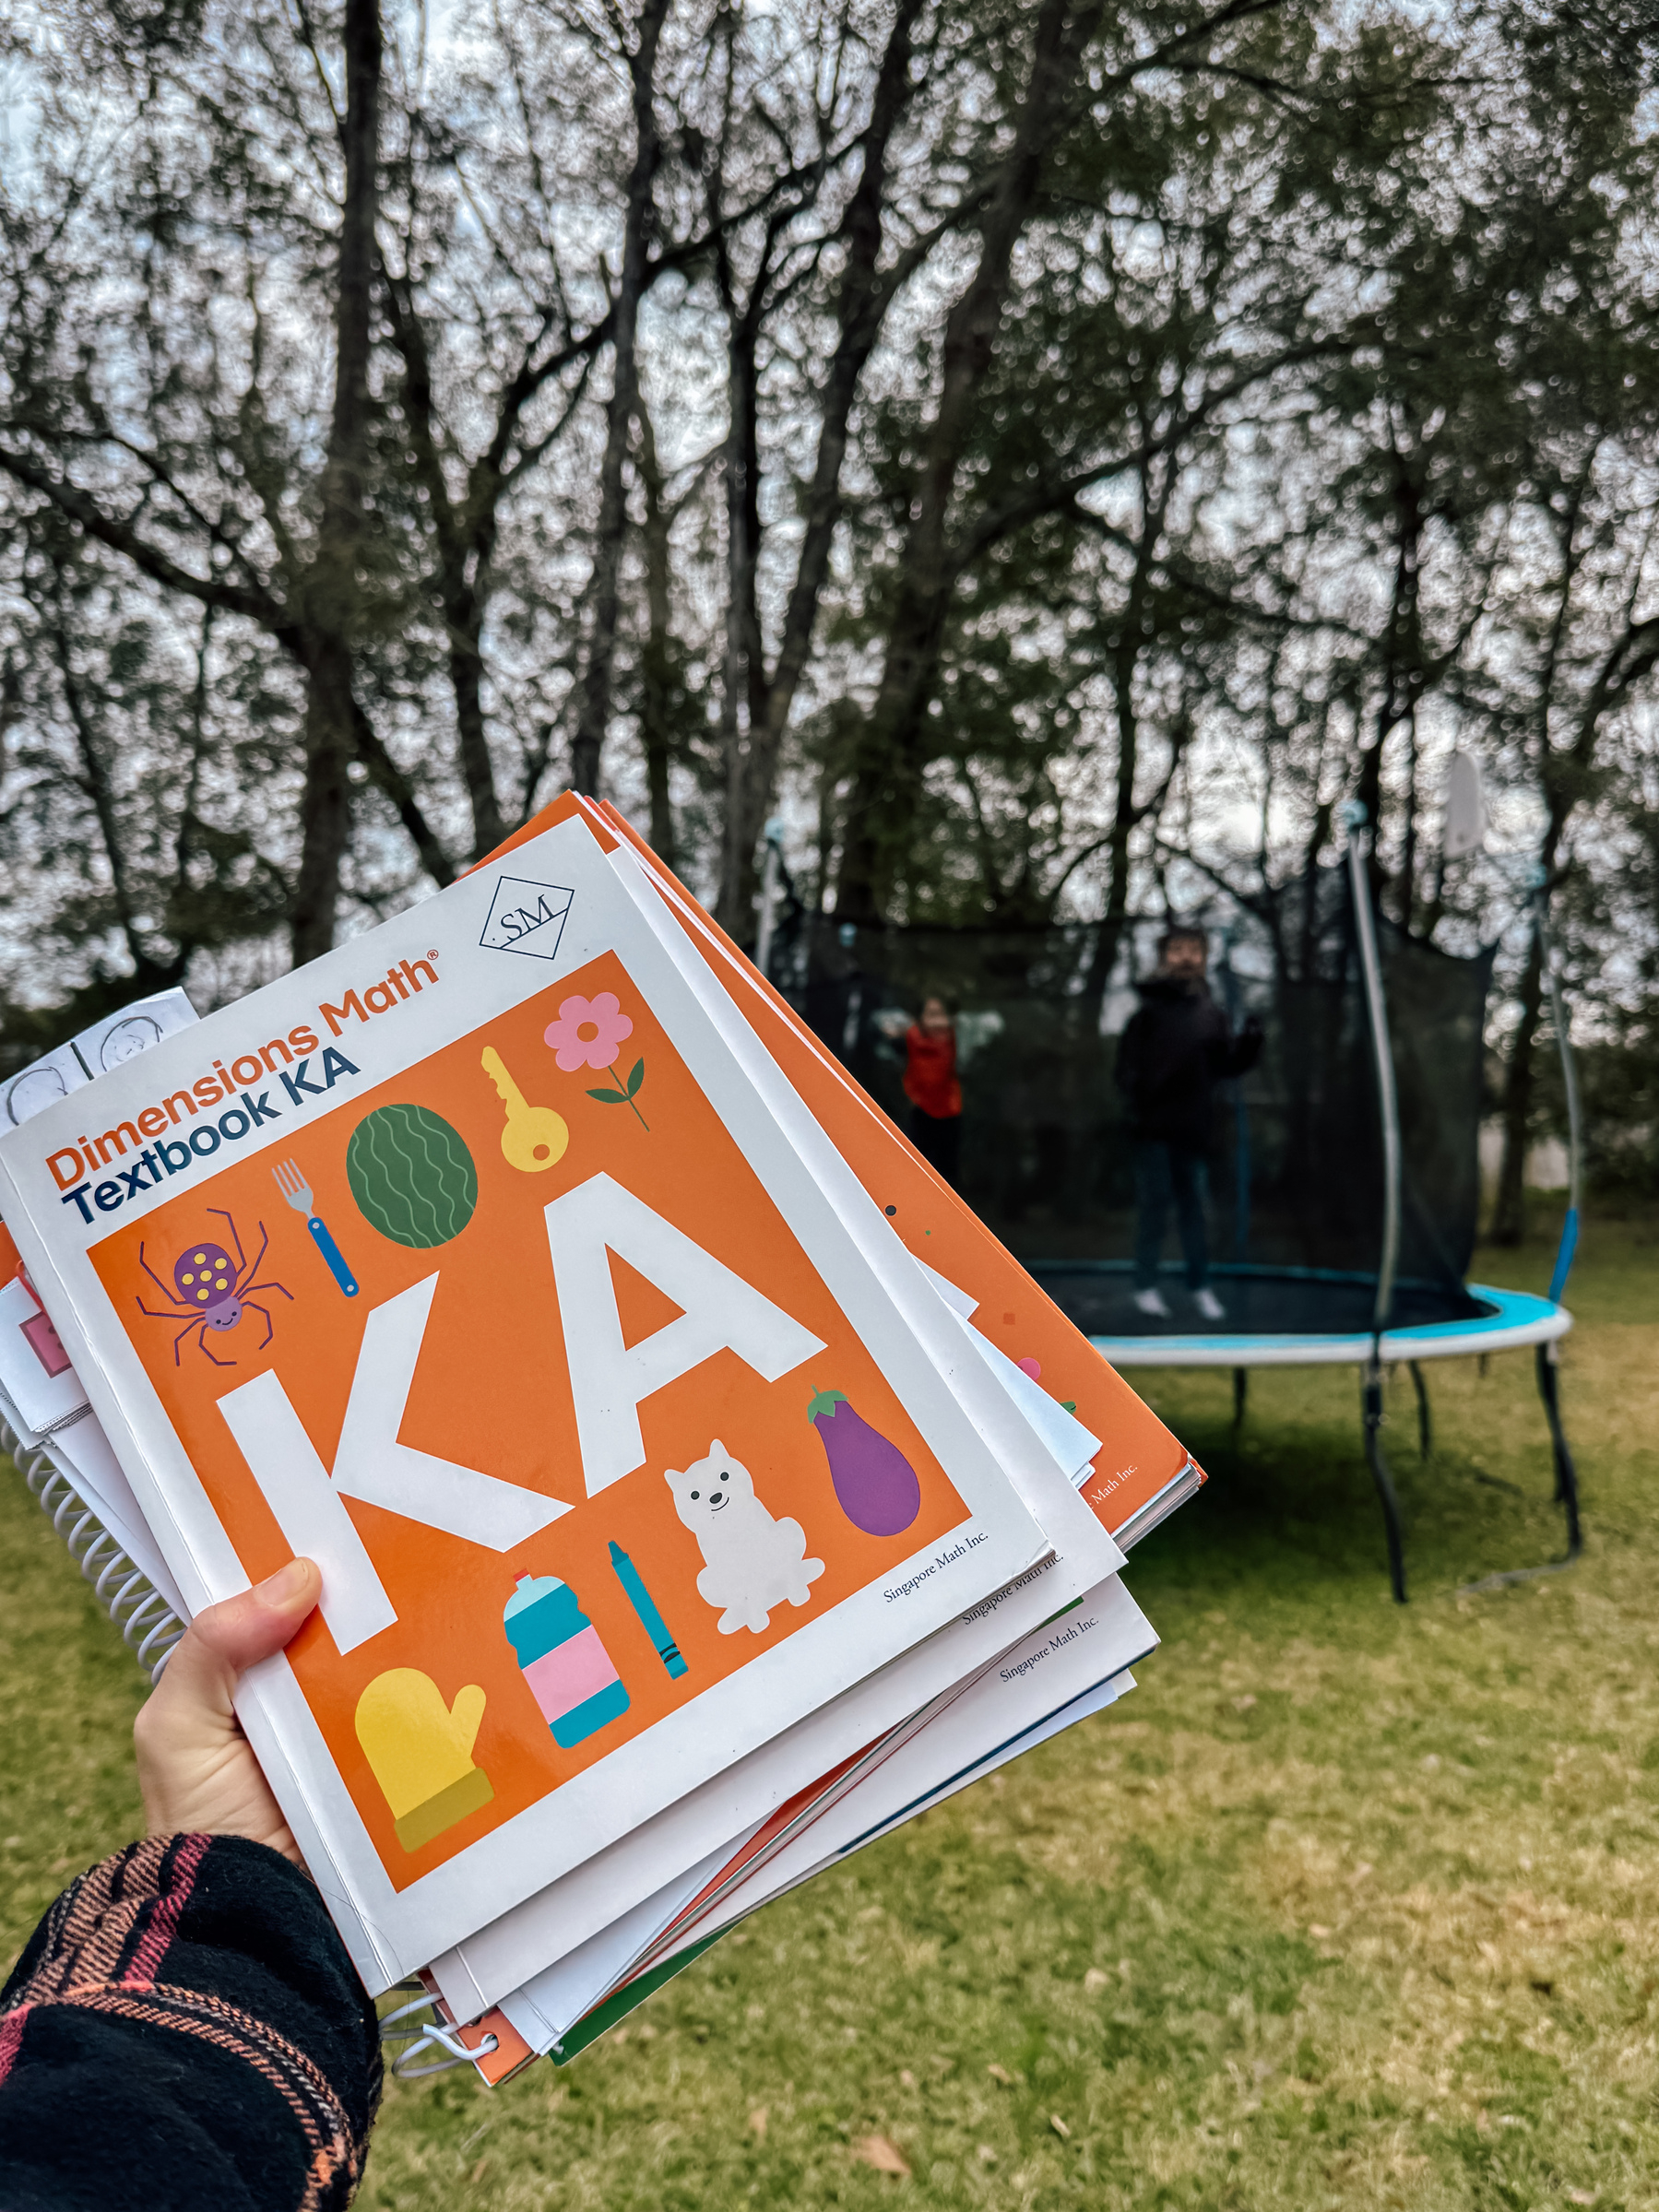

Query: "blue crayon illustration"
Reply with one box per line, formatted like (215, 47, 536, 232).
(609, 1541, 688, 1679)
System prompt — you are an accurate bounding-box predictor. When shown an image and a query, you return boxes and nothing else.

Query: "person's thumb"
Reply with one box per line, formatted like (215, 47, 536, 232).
(198, 1557, 322, 1673)
(149, 1558, 322, 1727)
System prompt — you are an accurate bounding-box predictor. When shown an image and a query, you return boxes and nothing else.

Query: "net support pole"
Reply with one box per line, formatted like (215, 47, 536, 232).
(1345, 810, 1403, 1333)
(1344, 804, 1407, 1602)
(1408, 1360, 1432, 1461)
(1535, 1341, 1582, 1554)
(1361, 1366, 1407, 1603)
(1530, 879, 1584, 1550)
(1534, 883, 1583, 1306)
(754, 818, 785, 980)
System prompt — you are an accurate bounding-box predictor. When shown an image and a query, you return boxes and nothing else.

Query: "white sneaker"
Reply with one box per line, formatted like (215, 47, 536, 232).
(1192, 1286, 1226, 1322)
(1133, 1287, 1171, 1319)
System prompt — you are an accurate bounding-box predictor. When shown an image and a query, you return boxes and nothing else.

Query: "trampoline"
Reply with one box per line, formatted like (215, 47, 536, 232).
(776, 814, 1581, 1600)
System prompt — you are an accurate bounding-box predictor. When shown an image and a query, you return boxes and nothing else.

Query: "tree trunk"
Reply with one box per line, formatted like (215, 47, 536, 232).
(635, 396, 678, 867)
(569, 0, 670, 798)
(385, 266, 505, 863)
(446, 572, 504, 861)
(47, 609, 177, 989)
(1397, 709, 1419, 931)
(291, 0, 382, 963)
(1082, 667, 1144, 1012)
(835, 0, 1105, 922)
(714, 0, 928, 933)
(1080, 449, 1179, 1006)
(291, 633, 361, 966)
(714, 307, 766, 940)
(1355, 467, 1422, 910)
(1492, 603, 1659, 1242)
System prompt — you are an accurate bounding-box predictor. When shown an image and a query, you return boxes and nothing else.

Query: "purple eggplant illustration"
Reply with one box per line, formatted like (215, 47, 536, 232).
(807, 1388, 921, 1537)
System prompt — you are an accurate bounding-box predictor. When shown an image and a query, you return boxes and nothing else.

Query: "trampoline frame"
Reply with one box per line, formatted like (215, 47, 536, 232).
(1083, 1278, 1568, 1371)
(1060, 819, 1583, 1604)
(1083, 1276, 1578, 1603)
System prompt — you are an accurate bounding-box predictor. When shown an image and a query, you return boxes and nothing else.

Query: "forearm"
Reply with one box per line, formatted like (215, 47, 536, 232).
(0, 1832, 381, 2211)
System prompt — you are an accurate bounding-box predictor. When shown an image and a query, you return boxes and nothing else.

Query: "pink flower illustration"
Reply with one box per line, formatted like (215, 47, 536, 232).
(545, 992, 634, 1072)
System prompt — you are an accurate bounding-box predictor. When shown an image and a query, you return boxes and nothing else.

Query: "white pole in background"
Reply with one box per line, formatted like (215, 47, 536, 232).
(1342, 803, 1402, 1334)
(753, 817, 784, 979)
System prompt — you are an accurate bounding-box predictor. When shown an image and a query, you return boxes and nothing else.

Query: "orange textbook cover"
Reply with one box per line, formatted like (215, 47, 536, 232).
(0, 808, 1091, 1991)
(486, 793, 1201, 1542)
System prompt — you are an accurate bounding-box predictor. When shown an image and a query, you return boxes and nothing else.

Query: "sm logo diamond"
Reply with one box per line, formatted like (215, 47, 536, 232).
(479, 876, 575, 961)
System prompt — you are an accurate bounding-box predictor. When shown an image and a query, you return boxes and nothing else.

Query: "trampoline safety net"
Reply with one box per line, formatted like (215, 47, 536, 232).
(778, 867, 1494, 1342)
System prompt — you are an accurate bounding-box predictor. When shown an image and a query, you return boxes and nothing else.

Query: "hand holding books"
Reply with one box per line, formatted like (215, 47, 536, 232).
(135, 1555, 323, 1864)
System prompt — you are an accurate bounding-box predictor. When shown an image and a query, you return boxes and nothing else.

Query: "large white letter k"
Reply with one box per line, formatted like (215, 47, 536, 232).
(218, 1275, 571, 1654)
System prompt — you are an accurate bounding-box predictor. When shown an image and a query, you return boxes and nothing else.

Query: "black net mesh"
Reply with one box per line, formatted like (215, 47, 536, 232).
(776, 867, 1492, 1341)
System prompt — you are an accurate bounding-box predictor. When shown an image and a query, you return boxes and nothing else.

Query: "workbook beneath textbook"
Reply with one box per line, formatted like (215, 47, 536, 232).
(464, 1571, 1158, 2083)
(0, 797, 1203, 2076)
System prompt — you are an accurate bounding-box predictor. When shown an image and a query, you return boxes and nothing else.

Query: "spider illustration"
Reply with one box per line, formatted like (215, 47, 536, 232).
(137, 1209, 293, 1367)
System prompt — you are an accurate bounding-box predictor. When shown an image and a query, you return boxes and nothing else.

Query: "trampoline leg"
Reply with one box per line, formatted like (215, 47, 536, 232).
(1408, 1360, 1432, 1461)
(1535, 1340, 1582, 1558)
(1232, 1366, 1248, 1429)
(1363, 1361, 1407, 1603)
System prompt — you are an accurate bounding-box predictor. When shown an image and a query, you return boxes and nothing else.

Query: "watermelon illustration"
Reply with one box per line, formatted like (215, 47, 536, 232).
(807, 1389, 921, 1537)
(347, 1103, 479, 1248)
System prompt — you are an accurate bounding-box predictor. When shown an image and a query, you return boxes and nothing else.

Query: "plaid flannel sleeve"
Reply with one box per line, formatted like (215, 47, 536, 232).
(0, 1832, 382, 2211)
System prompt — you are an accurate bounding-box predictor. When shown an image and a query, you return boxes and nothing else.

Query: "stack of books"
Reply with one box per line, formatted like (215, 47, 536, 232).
(0, 795, 1201, 2083)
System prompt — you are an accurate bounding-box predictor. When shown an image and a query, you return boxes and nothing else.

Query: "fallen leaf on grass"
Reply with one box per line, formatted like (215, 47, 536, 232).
(852, 2134, 910, 2177)
(749, 2108, 768, 2141)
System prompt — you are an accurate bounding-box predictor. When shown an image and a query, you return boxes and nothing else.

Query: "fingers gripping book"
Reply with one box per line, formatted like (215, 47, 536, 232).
(0, 811, 1081, 1989)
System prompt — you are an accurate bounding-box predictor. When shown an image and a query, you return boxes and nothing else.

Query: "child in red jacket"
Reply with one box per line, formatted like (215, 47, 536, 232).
(903, 995, 963, 1189)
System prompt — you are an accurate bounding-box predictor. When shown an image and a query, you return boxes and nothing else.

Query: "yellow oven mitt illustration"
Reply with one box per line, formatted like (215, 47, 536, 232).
(354, 1669, 494, 1852)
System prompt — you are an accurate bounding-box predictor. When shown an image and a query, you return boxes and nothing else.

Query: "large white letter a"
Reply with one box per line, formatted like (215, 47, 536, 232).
(545, 1173, 825, 1496)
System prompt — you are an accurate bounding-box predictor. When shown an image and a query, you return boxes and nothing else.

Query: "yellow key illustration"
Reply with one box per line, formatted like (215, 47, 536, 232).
(481, 1045, 569, 1172)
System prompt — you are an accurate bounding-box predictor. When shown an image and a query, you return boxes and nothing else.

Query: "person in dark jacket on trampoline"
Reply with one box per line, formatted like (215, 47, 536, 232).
(1116, 925, 1262, 1322)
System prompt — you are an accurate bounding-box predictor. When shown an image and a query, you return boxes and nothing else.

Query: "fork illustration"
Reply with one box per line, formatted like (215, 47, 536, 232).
(271, 1160, 360, 1297)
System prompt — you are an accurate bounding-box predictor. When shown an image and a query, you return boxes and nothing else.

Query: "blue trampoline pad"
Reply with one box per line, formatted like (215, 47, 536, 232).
(1024, 1261, 1570, 1368)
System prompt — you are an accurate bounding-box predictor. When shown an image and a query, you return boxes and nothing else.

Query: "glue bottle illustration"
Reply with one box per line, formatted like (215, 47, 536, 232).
(504, 1573, 631, 1749)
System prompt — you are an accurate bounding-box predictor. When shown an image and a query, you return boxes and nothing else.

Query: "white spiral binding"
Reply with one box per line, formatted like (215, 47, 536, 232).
(377, 1982, 499, 2078)
(4, 1414, 186, 1682)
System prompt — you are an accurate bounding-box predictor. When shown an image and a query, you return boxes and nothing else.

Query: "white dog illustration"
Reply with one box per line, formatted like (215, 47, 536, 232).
(665, 1440, 824, 1635)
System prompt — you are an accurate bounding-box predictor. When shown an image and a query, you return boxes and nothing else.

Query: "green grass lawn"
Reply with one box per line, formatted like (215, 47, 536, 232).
(4, 1216, 1655, 2210)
